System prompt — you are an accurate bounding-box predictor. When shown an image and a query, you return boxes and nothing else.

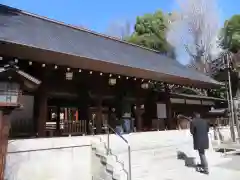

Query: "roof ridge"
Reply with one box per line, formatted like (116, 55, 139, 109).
(8, 5, 162, 54)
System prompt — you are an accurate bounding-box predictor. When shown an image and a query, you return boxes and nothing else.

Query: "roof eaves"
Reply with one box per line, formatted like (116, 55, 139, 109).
(171, 93, 226, 101)
(0, 37, 222, 87)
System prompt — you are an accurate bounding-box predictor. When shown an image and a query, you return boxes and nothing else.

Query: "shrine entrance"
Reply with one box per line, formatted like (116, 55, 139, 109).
(46, 97, 88, 136)
(88, 107, 109, 134)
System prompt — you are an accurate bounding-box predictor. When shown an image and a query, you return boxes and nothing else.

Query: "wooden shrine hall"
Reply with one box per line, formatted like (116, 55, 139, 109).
(0, 4, 225, 138)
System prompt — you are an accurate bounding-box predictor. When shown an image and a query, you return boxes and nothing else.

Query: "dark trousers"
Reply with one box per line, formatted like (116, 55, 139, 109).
(198, 149, 208, 171)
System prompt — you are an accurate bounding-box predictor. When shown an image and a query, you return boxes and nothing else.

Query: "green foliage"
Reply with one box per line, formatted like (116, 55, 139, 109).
(208, 87, 227, 99)
(221, 15, 240, 53)
(125, 10, 175, 58)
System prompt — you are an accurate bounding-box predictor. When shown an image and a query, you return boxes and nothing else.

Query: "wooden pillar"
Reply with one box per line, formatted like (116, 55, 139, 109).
(36, 92, 48, 137)
(164, 84, 172, 130)
(0, 111, 10, 180)
(135, 103, 144, 132)
(96, 96, 103, 134)
(56, 106, 60, 136)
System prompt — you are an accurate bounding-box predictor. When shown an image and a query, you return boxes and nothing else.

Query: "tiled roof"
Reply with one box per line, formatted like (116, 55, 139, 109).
(0, 4, 221, 87)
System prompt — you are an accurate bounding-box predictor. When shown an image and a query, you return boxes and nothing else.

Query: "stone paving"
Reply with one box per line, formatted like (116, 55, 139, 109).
(110, 130, 240, 180)
(120, 146, 240, 180)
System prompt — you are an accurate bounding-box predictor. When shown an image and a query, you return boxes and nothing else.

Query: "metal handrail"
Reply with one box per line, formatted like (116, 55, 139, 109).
(104, 124, 132, 180)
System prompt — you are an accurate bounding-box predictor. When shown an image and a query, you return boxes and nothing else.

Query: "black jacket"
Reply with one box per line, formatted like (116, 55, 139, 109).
(190, 118, 209, 150)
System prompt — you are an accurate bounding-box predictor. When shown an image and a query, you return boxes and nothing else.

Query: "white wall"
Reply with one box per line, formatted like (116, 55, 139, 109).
(6, 136, 94, 180)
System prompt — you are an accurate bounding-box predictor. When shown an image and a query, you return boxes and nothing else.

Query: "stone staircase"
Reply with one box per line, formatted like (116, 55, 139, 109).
(91, 138, 128, 180)
(5, 128, 238, 180)
(91, 130, 233, 180)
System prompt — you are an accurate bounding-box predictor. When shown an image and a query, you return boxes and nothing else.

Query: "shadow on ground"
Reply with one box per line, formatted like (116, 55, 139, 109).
(177, 151, 196, 168)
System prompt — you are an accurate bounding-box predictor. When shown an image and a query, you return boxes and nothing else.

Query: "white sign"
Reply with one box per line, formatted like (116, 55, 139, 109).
(186, 99, 201, 105)
(157, 103, 167, 119)
(202, 100, 215, 106)
(170, 98, 185, 104)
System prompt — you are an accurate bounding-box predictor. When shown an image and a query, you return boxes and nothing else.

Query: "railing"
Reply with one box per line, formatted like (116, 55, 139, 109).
(45, 120, 87, 136)
(104, 124, 132, 180)
(61, 120, 87, 135)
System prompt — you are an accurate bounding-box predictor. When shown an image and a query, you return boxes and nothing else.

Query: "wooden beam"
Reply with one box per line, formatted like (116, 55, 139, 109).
(96, 96, 103, 134)
(164, 84, 172, 129)
(36, 90, 48, 137)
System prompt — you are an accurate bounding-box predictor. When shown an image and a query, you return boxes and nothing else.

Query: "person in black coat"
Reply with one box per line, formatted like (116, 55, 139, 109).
(109, 108, 123, 134)
(190, 112, 209, 174)
(109, 108, 117, 128)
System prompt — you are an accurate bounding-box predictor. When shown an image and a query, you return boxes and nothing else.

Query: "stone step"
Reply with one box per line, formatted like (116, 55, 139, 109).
(92, 129, 236, 180)
(110, 145, 230, 180)
(116, 151, 231, 180)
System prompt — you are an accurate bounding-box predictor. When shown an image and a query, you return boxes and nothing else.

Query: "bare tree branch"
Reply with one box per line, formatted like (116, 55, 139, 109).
(184, 44, 196, 58)
(167, 0, 221, 73)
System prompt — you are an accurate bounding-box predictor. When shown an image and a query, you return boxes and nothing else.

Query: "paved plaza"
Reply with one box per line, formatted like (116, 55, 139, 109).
(106, 130, 240, 180)
(117, 145, 240, 180)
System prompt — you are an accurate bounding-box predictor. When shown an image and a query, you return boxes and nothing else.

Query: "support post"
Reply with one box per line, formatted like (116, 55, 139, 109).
(235, 70, 240, 142)
(164, 84, 172, 130)
(96, 96, 103, 134)
(135, 102, 143, 132)
(37, 92, 48, 137)
(0, 112, 10, 180)
(227, 53, 236, 142)
(233, 99, 240, 142)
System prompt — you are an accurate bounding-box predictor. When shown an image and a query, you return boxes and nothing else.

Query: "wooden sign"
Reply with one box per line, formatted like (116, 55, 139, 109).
(157, 103, 167, 119)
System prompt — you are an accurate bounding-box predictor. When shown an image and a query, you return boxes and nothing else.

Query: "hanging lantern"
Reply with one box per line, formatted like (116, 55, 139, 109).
(109, 78, 116, 86)
(66, 72, 73, 80)
(141, 83, 149, 89)
(0, 82, 21, 106)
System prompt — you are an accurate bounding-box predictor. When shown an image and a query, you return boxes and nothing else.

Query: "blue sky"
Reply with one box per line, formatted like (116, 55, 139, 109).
(1, 0, 239, 32)
(1, 0, 239, 64)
